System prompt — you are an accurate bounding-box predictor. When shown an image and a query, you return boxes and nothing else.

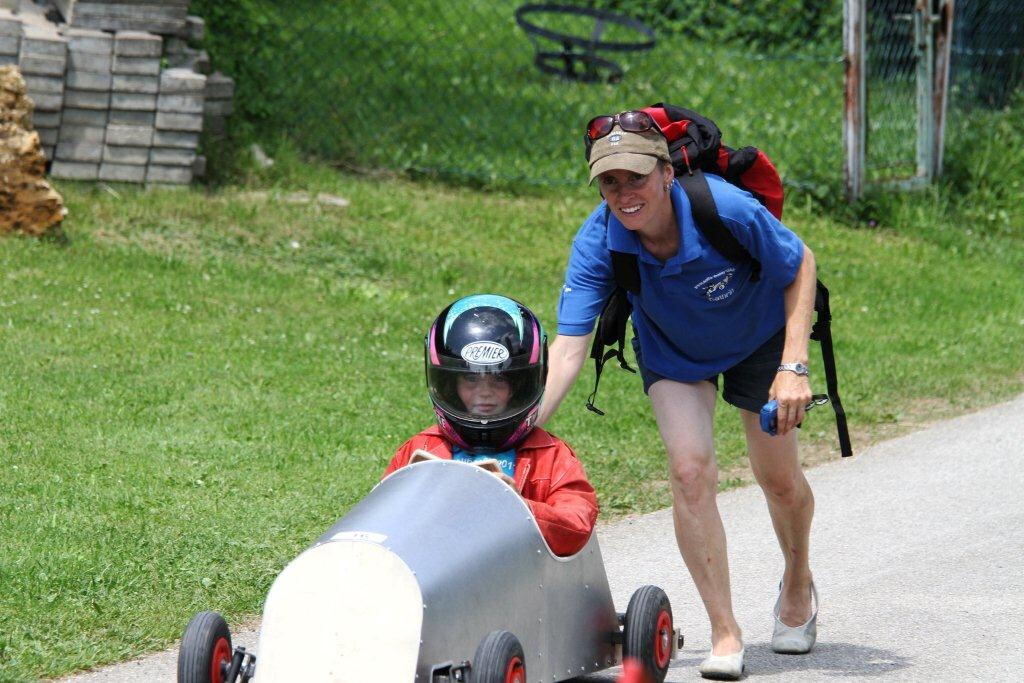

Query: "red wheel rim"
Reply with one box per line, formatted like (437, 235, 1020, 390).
(504, 655, 525, 683)
(210, 636, 231, 683)
(653, 610, 672, 669)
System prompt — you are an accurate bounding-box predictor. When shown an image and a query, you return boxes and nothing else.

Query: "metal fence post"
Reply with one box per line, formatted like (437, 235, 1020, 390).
(932, 0, 955, 177)
(844, 0, 866, 202)
(914, 0, 937, 182)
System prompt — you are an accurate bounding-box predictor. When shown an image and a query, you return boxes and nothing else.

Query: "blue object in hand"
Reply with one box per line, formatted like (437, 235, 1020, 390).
(760, 395, 830, 436)
(760, 400, 780, 436)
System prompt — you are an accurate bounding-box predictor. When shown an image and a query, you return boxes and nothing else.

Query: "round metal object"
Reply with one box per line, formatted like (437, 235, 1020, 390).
(515, 4, 655, 83)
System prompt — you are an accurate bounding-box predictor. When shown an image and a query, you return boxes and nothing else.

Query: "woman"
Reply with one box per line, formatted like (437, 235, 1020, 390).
(537, 111, 818, 680)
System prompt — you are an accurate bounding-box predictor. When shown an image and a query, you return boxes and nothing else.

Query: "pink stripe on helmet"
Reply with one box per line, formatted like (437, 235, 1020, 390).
(499, 406, 537, 450)
(435, 409, 470, 449)
(528, 318, 540, 363)
(428, 322, 440, 365)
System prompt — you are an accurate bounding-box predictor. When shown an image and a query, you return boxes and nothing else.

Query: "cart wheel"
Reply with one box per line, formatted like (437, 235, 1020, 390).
(177, 611, 233, 683)
(472, 630, 526, 683)
(623, 585, 673, 683)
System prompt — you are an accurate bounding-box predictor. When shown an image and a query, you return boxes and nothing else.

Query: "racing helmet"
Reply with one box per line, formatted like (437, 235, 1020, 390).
(425, 294, 547, 453)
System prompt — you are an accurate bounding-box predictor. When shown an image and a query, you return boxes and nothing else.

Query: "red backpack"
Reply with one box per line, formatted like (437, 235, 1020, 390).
(644, 103, 784, 220)
(583, 103, 851, 457)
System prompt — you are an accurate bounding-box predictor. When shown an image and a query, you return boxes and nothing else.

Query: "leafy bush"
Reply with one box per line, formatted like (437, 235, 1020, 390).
(847, 89, 1024, 266)
(944, 95, 1024, 242)
(188, 0, 288, 139)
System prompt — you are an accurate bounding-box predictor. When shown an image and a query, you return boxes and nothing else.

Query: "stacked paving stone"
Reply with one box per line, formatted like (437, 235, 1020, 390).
(99, 29, 159, 182)
(163, 14, 207, 73)
(203, 71, 232, 136)
(0, 9, 18, 68)
(148, 67, 203, 184)
(55, 0, 190, 35)
(18, 22, 67, 161)
(2, 3, 234, 185)
(50, 27, 111, 179)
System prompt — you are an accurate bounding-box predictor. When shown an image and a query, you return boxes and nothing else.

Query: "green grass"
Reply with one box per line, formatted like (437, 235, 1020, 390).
(1, 154, 1022, 680)
(209, 0, 844, 191)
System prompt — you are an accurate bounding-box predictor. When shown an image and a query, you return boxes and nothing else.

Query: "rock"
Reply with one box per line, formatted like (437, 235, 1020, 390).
(249, 143, 274, 169)
(0, 65, 67, 236)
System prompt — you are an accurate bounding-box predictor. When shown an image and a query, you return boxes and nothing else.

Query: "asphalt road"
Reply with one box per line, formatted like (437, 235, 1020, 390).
(58, 393, 1024, 682)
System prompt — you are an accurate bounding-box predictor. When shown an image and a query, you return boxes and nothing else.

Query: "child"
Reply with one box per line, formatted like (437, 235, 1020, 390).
(383, 294, 598, 556)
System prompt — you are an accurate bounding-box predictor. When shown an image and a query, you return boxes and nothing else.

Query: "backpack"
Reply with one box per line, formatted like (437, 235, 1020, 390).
(583, 103, 852, 458)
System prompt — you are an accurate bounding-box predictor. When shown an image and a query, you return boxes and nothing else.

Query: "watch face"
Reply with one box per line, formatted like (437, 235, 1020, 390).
(780, 362, 808, 375)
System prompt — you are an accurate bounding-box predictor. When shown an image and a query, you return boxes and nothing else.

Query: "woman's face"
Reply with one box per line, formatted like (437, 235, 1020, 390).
(597, 163, 674, 232)
(456, 374, 512, 416)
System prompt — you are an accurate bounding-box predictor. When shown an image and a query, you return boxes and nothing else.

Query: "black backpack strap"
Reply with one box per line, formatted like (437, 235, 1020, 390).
(586, 286, 635, 415)
(586, 209, 640, 415)
(610, 249, 641, 294)
(678, 168, 762, 282)
(811, 280, 853, 457)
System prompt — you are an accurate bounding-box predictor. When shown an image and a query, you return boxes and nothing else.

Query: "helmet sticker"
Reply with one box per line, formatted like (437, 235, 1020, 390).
(460, 341, 510, 365)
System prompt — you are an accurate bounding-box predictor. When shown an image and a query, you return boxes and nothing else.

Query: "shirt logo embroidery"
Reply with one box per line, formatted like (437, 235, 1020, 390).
(694, 268, 737, 302)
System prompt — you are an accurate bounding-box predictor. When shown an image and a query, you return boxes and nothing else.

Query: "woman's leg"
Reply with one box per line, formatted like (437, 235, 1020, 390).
(649, 379, 743, 656)
(740, 409, 815, 625)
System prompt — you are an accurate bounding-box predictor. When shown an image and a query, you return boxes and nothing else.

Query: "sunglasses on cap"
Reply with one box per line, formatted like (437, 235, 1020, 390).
(585, 110, 663, 141)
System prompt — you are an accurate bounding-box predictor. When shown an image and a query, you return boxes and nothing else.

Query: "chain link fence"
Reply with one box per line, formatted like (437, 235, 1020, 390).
(952, 0, 1024, 108)
(242, 1, 840, 193)
(230, 1, 1020, 195)
(864, 0, 1023, 183)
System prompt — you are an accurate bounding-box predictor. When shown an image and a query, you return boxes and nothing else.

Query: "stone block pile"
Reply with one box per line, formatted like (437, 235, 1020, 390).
(203, 70, 232, 138)
(0, 9, 18, 66)
(149, 67, 203, 184)
(163, 14, 207, 72)
(51, 26, 109, 179)
(1, 2, 233, 185)
(102, 29, 161, 182)
(18, 22, 65, 160)
(55, 0, 191, 35)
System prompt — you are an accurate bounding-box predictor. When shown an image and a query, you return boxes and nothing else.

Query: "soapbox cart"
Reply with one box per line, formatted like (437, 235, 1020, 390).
(178, 459, 682, 682)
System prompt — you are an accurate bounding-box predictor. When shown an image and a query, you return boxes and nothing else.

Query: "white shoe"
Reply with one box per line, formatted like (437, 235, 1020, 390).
(699, 647, 745, 680)
(771, 581, 818, 654)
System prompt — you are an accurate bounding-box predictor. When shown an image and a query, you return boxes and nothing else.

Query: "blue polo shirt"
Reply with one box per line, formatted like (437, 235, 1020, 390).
(557, 174, 804, 382)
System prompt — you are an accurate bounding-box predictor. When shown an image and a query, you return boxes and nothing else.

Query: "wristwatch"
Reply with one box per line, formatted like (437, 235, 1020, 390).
(777, 362, 809, 376)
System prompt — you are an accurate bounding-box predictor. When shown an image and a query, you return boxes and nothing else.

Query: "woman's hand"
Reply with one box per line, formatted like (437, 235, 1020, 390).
(769, 371, 812, 435)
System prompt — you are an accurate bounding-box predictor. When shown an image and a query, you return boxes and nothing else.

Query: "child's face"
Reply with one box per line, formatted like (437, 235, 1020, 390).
(456, 374, 511, 416)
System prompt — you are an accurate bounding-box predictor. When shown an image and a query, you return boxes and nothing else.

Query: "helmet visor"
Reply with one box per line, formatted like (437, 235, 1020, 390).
(427, 365, 543, 423)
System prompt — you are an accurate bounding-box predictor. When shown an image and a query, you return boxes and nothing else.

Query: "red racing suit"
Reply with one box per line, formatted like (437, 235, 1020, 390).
(384, 425, 598, 556)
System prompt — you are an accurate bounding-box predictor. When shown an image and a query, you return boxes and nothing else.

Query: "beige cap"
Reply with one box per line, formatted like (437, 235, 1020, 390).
(588, 126, 671, 184)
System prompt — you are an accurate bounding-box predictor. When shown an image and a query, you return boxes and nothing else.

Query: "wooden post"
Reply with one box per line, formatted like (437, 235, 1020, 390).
(844, 0, 866, 202)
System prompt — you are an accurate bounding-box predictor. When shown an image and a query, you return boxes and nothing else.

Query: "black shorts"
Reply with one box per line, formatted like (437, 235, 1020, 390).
(631, 327, 785, 413)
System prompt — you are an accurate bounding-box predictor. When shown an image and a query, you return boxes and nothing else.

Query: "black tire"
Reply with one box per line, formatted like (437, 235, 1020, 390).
(471, 630, 526, 683)
(623, 585, 673, 683)
(177, 611, 233, 683)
